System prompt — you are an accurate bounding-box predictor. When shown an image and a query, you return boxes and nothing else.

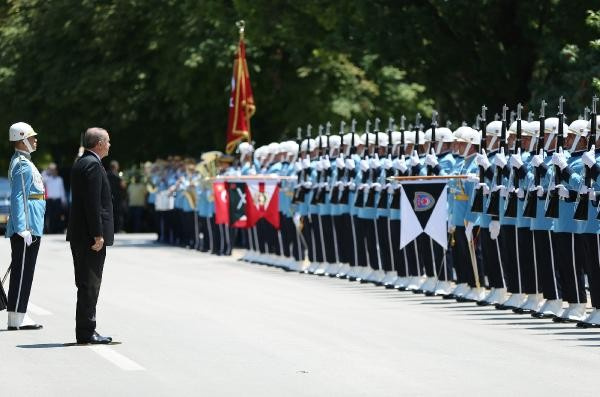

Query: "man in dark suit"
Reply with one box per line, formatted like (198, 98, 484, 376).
(66, 127, 114, 344)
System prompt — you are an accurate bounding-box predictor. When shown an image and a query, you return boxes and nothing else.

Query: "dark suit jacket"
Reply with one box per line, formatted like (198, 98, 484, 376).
(66, 151, 114, 246)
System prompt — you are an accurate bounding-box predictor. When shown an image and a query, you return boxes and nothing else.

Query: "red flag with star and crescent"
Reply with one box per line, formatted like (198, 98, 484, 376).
(225, 30, 255, 154)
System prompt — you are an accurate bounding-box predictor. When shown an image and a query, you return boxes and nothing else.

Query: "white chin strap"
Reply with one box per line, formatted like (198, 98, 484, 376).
(23, 139, 35, 153)
(462, 142, 472, 158)
(570, 134, 583, 152)
(528, 137, 537, 153)
(436, 141, 444, 154)
(487, 135, 498, 152)
(544, 132, 556, 151)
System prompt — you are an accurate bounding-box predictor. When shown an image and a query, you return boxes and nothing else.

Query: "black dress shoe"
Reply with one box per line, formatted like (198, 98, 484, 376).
(77, 331, 113, 345)
(477, 300, 491, 306)
(576, 321, 600, 328)
(442, 294, 456, 300)
(494, 304, 512, 310)
(552, 316, 569, 323)
(7, 324, 43, 331)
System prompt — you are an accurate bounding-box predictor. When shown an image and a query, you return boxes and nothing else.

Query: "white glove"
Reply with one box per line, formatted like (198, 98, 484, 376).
(316, 161, 323, 171)
(466, 173, 480, 183)
(336, 157, 345, 169)
(293, 213, 302, 227)
(425, 153, 438, 167)
(18, 230, 33, 246)
(510, 154, 524, 169)
(372, 182, 382, 192)
(465, 221, 474, 242)
(302, 181, 312, 189)
(489, 221, 500, 240)
(475, 152, 491, 169)
(533, 185, 544, 197)
(494, 152, 507, 168)
(448, 224, 456, 234)
(345, 158, 355, 170)
(393, 157, 408, 173)
(579, 184, 589, 195)
(556, 184, 569, 198)
(387, 185, 394, 194)
(583, 149, 596, 168)
(382, 157, 393, 170)
(348, 182, 356, 190)
(530, 154, 543, 167)
(334, 181, 343, 188)
(410, 152, 420, 167)
(302, 157, 311, 169)
(590, 190, 597, 201)
(294, 161, 302, 172)
(321, 157, 331, 169)
(515, 187, 524, 199)
(360, 159, 370, 172)
(370, 157, 381, 169)
(477, 183, 490, 195)
(552, 152, 568, 170)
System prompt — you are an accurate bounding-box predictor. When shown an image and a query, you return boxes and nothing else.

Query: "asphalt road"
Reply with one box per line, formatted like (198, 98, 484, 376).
(1, 234, 599, 396)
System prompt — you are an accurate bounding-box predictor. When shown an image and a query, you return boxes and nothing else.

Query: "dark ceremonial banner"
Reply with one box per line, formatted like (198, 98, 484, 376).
(228, 182, 247, 228)
(400, 181, 448, 249)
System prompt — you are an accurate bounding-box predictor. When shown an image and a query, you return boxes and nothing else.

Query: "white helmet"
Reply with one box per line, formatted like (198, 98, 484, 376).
(568, 119, 589, 152)
(267, 142, 281, 155)
(508, 120, 528, 135)
(237, 141, 254, 155)
(424, 127, 453, 154)
(328, 135, 342, 150)
(454, 126, 479, 157)
(376, 132, 389, 147)
(9, 122, 38, 152)
(360, 132, 376, 146)
(300, 138, 317, 152)
(522, 121, 540, 152)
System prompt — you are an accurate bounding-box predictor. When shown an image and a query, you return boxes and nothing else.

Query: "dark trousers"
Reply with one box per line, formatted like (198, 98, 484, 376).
(321, 215, 336, 263)
(500, 225, 519, 292)
(333, 215, 347, 264)
(389, 219, 406, 276)
(71, 242, 106, 340)
(340, 214, 356, 265)
(377, 217, 392, 272)
(356, 217, 379, 269)
(309, 214, 325, 263)
(7, 235, 41, 313)
(480, 228, 506, 289)
(128, 206, 144, 233)
(554, 232, 587, 304)
(453, 226, 482, 286)
(534, 230, 561, 300)
(581, 233, 600, 308)
(517, 227, 537, 294)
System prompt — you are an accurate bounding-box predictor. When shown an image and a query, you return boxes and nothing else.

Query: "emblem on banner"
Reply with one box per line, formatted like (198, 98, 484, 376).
(414, 191, 435, 212)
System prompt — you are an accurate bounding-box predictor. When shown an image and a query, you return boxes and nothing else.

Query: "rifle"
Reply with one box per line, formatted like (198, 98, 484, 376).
(471, 105, 487, 213)
(378, 117, 395, 209)
(486, 105, 508, 216)
(545, 96, 566, 218)
(339, 120, 354, 204)
(523, 100, 547, 217)
(366, 118, 381, 208)
(504, 103, 523, 217)
(310, 125, 324, 205)
(427, 111, 438, 176)
(354, 120, 371, 208)
(575, 97, 598, 220)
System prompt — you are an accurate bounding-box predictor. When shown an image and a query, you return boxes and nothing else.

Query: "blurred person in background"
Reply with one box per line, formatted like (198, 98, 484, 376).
(42, 162, 67, 233)
(126, 173, 147, 233)
(106, 160, 126, 233)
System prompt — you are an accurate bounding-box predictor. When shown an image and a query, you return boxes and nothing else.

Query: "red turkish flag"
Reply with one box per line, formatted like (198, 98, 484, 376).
(213, 181, 230, 225)
(245, 181, 280, 229)
(225, 35, 255, 154)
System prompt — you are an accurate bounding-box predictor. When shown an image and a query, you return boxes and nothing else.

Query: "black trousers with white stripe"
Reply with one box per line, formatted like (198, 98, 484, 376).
(7, 234, 41, 313)
(533, 230, 560, 300)
(554, 232, 587, 304)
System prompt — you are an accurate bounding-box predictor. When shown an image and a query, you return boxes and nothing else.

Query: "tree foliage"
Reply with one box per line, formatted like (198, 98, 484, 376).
(0, 0, 597, 169)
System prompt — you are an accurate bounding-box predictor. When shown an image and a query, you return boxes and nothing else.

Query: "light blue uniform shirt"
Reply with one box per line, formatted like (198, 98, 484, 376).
(553, 151, 582, 234)
(6, 151, 46, 237)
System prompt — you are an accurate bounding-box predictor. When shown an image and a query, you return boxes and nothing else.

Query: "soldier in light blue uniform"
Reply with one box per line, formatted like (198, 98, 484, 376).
(278, 141, 301, 266)
(5, 122, 46, 330)
(578, 114, 600, 327)
(448, 126, 482, 301)
(549, 119, 587, 322)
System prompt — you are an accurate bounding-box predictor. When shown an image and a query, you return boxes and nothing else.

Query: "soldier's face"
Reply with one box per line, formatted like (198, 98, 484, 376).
(544, 132, 557, 150)
(521, 136, 532, 150)
(27, 136, 37, 151)
(486, 136, 499, 150)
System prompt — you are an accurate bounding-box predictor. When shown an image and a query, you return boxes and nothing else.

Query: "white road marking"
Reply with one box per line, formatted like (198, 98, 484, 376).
(88, 345, 145, 371)
(27, 303, 53, 316)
